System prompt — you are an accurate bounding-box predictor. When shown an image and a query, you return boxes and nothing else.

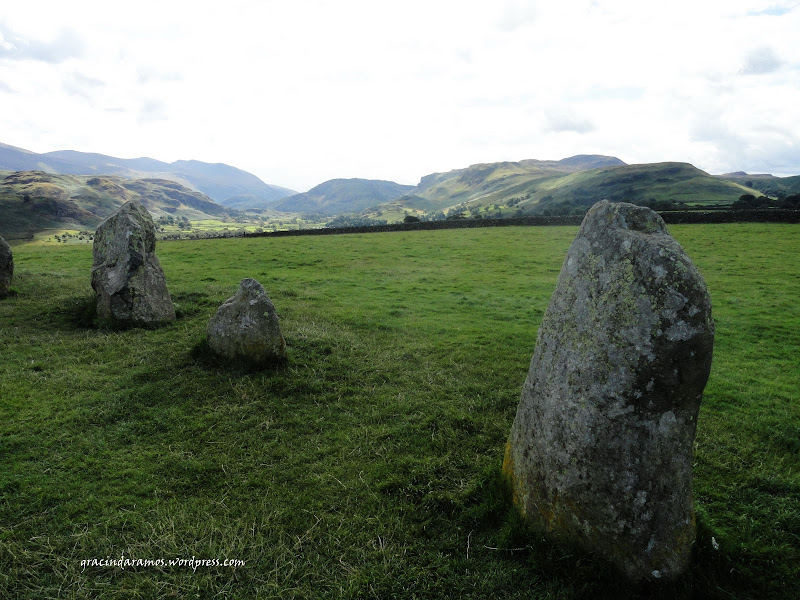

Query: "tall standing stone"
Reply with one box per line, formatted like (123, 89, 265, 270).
(0, 235, 13, 297)
(91, 200, 175, 326)
(206, 278, 287, 366)
(504, 200, 714, 582)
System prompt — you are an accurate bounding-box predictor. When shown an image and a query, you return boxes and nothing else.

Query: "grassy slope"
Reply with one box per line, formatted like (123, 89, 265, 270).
(529, 163, 758, 210)
(273, 180, 415, 215)
(386, 163, 763, 219)
(399, 162, 567, 213)
(719, 174, 800, 198)
(0, 171, 233, 241)
(1, 225, 798, 599)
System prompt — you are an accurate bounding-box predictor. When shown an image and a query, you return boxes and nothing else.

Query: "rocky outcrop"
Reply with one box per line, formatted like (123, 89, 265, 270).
(91, 200, 175, 326)
(207, 278, 287, 366)
(504, 200, 714, 582)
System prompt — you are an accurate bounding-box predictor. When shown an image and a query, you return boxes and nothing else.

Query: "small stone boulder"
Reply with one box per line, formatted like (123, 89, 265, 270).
(0, 235, 13, 297)
(207, 278, 287, 366)
(91, 200, 176, 326)
(504, 200, 714, 582)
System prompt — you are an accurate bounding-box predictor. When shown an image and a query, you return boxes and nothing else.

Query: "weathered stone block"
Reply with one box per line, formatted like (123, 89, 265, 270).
(207, 278, 287, 366)
(504, 200, 714, 582)
(91, 200, 175, 326)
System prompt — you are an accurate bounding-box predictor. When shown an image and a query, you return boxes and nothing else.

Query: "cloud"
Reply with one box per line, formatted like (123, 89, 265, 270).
(690, 112, 745, 148)
(747, 5, 794, 17)
(1, 0, 799, 190)
(0, 24, 84, 63)
(138, 99, 168, 123)
(495, 0, 539, 31)
(740, 46, 783, 75)
(137, 66, 183, 85)
(62, 71, 105, 99)
(544, 108, 595, 134)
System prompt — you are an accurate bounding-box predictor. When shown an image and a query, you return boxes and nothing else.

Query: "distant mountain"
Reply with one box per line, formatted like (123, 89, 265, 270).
(523, 162, 760, 214)
(0, 142, 295, 206)
(717, 171, 800, 198)
(273, 178, 415, 215)
(550, 155, 627, 170)
(387, 155, 629, 214)
(366, 156, 763, 220)
(0, 170, 235, 239)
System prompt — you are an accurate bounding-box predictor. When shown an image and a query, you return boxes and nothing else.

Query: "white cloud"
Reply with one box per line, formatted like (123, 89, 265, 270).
(62, 71, 105, 100)
(495, 0, 540, 31)
(0, 23, 84, 63)
(545, 109, 595, 134)
(0, 0, 799, 190)
(138, 99, 169, 123)
(740, 46, 784, 74)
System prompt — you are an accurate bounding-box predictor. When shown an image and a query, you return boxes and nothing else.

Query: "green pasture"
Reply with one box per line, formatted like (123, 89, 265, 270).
(157, 217, 325, 239)
(1, 224, 798, 599)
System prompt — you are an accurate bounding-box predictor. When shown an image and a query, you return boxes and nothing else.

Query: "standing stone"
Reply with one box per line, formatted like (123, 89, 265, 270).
(207, 278, 287, 366)
(0, 236, 13, 297)
(91, 200, 175, 326)
(504, 200, 714, 582)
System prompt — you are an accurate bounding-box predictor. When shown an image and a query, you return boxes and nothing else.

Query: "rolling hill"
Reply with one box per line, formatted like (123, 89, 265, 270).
(366, 157, 765, 220)
(2, 142, 786, 236)
(390, 155, 626, 214)
(0, 142, 295, 206)
(718, 172, 800, 199)
(0, 170, 236, 240)
(520, 162, 762, 214)
(272, 178, 415, 215)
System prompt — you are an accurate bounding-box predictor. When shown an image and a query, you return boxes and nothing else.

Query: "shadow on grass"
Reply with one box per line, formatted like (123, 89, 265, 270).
(48, 292, 215, 331)
(43, 294, 99, 329)
(189, 337, 289, 375)
(458, 465, 767, 600)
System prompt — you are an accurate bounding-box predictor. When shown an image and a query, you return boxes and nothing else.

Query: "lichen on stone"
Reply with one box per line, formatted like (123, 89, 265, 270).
(504, 200, 714, 582)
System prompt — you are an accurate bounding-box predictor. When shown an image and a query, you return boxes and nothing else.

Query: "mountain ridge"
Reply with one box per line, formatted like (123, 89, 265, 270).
(0, 170, 237, 239)
(2, 143, 790, 233)
(273, 178, 415, 215)
(357, 158, 769, 220)
(0, 142, 295, 206)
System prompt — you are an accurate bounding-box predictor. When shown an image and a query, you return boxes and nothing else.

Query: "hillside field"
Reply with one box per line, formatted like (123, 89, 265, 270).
(1, 224, 798, 599)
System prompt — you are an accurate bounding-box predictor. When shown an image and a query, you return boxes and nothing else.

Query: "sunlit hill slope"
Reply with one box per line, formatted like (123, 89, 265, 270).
(0, 170, 235, 239)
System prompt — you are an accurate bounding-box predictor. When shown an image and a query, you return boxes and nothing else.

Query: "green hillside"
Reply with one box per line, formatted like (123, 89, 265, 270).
(400, 155, 625, 213)
(0, 170, 235, 241)
(525, 162, 761, 214)
(375, 160, 763, 221)
(273, 178, 415, 215)
(0, 142, 296, 206)
(718, 172, 800, 198)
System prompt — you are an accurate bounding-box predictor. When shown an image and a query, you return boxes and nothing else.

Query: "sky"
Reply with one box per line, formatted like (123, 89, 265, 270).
(1, 0, 799, 193)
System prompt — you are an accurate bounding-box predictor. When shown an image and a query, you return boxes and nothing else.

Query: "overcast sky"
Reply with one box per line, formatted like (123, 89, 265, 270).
(1, 0, 799, 192)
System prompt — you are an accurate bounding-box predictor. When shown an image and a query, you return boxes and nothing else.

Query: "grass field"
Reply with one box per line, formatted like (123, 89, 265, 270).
(157, 218, 325, 237)
(1, 224, 798, 599)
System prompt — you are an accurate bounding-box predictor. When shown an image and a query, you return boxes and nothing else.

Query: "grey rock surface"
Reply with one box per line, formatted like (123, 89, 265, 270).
(0, 236, 12, 297)
(504, 200, 714, 582)
(91, 200, 176, 326)
(207, 278, 287, 366)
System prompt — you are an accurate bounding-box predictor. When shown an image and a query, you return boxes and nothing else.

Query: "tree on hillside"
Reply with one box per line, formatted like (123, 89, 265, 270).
(732, 194, 771, 209)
